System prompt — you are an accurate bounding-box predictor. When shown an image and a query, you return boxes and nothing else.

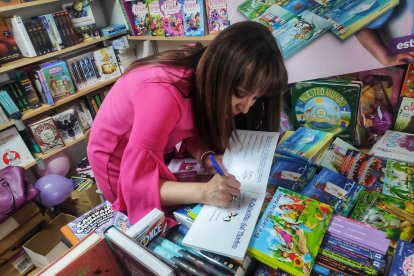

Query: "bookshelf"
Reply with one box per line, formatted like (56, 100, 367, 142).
(127, 34, 217, 41)
(0, 0, 60, 13)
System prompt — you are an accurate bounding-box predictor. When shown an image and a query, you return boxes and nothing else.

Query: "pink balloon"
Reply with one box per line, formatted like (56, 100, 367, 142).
(36, 152, 71, 176)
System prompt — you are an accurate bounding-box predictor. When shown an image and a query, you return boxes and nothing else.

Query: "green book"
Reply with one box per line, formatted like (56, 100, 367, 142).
(290, 80, 362, 144)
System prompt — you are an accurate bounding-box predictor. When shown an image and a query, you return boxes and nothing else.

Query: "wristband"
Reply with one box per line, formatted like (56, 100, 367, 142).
(200, 150, 215, 166)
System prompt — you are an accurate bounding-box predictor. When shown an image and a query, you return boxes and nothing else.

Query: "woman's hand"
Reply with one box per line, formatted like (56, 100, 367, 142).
(200, 173, 241, 208)
(202, 153, 226, 174)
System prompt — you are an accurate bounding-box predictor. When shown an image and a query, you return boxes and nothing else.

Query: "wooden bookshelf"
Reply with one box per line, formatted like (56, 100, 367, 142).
(23, 129, 90, 169)
(0, 36, 121, 73)
(0, 0, 60, 12)
(127, 34, 217, 41)
(0, 77, 119, 131)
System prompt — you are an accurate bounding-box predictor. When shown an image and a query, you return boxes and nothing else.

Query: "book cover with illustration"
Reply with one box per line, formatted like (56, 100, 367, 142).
(276, 127, 334, 163)
(400, 63, 414, 98)
(290, 80, 361, 143)
(0, 17, 22, 65)
(394, 97, 414, 134)
(0, 127, 35, 169)
(183, 0, 205, 36)
(315, 137, 357, 171)
(369, 130, 414, 164)
(351, 191, 414, 253)
(40, 60, 75, 101)
(238, 0, 277, 20)
(60, 201, 129, 246)
(382, 160, 414, 201)
(323, 0, 400, 40)
(253, 4, 294, 29)
(389, 240, 414, 276)
(52, 108, 84, 143)
(159, 0, 185, 36)
(301, 168, 365, 216)
(248, 187, 334, 276)
(147, 0, 165, 36)
(63, 0, 99, 41)
(28, 117, 65, 154)
(271, 9, 332, 59)
(93, 46, 121, 80)
(205, 0, 230, 34)
(129, 0, 151, 36)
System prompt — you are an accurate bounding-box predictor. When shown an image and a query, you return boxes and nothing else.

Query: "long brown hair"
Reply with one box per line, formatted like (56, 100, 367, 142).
(124, 21, 287, 153)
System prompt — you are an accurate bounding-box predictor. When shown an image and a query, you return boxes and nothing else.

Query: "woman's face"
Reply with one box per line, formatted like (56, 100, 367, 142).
(231, 92, 260, 116)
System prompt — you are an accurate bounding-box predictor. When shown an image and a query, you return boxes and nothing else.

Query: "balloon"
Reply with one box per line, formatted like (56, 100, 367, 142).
(35, 174, 74, 207)
(36, 152, 71, 176)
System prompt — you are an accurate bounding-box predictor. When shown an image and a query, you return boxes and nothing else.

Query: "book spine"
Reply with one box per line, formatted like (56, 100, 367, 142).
(11, 82, 30, 110)
(10, 16, 37, 57)
(37, 70, 55, 105)
(116, 0, 134, 34)
(0, 105, 8, 122)
(94, 94, 102, 108)
(63, 11, 79, 45)
(89, 97, 99, 114)
(0, 90, 20, 117)
(315, 254, 361, 276)
(45, 14, 63, 49)
(52, 12, 69, 48)
(5, 84, 25, 111)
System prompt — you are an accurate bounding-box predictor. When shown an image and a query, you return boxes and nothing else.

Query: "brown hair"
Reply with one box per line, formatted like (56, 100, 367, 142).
(124, 21, 287, 153)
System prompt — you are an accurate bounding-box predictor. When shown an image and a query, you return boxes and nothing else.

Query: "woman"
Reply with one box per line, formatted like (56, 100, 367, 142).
(87, 21, 287, 224)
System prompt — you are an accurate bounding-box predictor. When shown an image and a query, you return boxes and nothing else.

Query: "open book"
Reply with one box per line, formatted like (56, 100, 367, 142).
(182, 130, 279, 260)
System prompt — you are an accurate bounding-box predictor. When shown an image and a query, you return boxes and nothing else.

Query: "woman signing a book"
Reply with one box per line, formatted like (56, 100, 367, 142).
(87, 21, 288, 224)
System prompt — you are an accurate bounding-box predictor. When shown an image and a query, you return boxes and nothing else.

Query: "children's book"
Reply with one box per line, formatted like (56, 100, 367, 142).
(394, 97, 414, 134)
(52, 108, 84, 143)
(28, 117, 65, 154)
(389, 240, 414, 276)
(238, 0, 277, 20)
(351, 191, 414, 254)
(248, 187, 334, 276)
(323, 0, 400, 40)
(0, 127, 35, 169)
(147, 0, 165, 36)
(315, 137, 357, 171)
(253, 4, 294, 29)
(167, 158, 212, 182)
(275, 127, 334, 163)
(128, 0, 151, 36)
(159, 0, 184, 37)
(301, 168, 364, 216)
(381, 160, 414, 201)
(60, 201, 129, 246)
(271, 9, 332, 59)
(290, 80, 362, 143)
(40, 60, 76, 101)
(205, 0, 230, 34)
(400, 63, 414, 98)
(369, 130, 414, 163)
(182, 130, 280, 260)
(62, 0, 99, 41)
(182, 0, 205, 36)
(93, 46, 122, 80)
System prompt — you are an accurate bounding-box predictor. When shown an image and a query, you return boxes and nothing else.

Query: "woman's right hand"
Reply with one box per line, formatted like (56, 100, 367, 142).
(200, 173, 241, 208)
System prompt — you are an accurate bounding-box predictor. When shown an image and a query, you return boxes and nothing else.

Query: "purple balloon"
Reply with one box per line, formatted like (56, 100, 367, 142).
(35, 152, 71, 177)
(35, 174, 74, 207)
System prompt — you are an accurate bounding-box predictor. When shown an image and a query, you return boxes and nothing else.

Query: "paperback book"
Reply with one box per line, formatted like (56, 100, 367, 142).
(400, 63, 414, 98)
(389, 240, 414, 276)
(129, 0, 151, 36)
(40, 60, 76, 101)
(248, 187, 334, 276)
(147, 0, 165, 36)
(182, 0, 205, 36)
(290, 80, 361, 143)
(93, 46, 122, 80)
(205, 0, 230, 34)
(159, 0, 185, 36)
(28, 117, 65, 154)
(52, 108, 84, 143)
(63, 0, 99, 41)
(301, 168, 365, 216)
(315, 137, 357, 171)
(394, 97, 414, 134)
(369, 130, 414, 163)
(381, 160, 414, 200)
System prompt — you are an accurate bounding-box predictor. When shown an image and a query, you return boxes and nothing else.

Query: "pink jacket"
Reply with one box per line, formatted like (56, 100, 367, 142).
(87, 66, 197, 224)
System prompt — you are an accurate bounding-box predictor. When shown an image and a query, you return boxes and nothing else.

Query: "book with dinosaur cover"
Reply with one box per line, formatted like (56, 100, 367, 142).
(290, 80, 362, 143)
(351, 191, 414, 254)
(248, 187, 334, 276)
(301, 168, 364, 216)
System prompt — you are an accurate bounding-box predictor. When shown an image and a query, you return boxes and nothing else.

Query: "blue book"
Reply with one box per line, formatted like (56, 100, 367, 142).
(389, 240, 414, 276)
(301, 168, 365, 216)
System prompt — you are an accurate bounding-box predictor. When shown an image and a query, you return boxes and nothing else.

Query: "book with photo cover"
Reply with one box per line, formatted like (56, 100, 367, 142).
(52, 108, 84, 143)
(28, 117, 65, 154)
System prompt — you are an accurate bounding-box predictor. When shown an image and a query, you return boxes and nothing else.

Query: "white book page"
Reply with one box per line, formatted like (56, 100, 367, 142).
(182, 130, 279, 260)
(223, 130, 280, 194)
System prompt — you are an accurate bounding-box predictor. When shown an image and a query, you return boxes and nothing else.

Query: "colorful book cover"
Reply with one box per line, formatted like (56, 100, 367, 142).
(0, 127, 35, 169)
(389, 240, 414, 276)
(183, 0, 205, 36)
(63, 0, 99, 41)
(167, 158, 212, 182)
(28, 117, 65, 154)
(129, 0, 151, 36)
(323, 0, 400, 40)
(382, 160, 414, 200)
(400, 63, 414, 98)
(147, 0, 165, 36)
(369, 130, 414, 163)
(248, 187, 333, 276)
(253, 4, 294, 29)
(0, 17, 22, 65)
(40, 60, 76, 101)
(52, 108, 85, 143)
(159, 0, 184, 36)
(276, 127, 334, 163)
(351, 191, 414, 253)
(315, 137, 357, 171)
(290, 80, 361, 143)
(60, 201, 129, 246)
(301, 168, 365, 216)
(205, 0, 230, 34)
(394, 97, 414, 134)
(271, 9, 332, 59)
(93, 46, 122, 80)
(238, 0, 277, 20)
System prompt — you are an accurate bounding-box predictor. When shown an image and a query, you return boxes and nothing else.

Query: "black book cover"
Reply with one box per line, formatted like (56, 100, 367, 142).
(52, 12, 69, 48)
(24, 20, 42, 55)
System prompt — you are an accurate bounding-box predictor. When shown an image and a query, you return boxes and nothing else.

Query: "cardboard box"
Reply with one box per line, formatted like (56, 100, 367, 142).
(0, 252, 35, 275)
(59, 185, 102, 217)
(23, 214, 76, 269)
(0, 212, 44, 256)
(0, 201, 40, 240)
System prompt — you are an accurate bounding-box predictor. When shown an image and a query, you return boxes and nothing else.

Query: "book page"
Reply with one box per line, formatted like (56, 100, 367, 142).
(182, 130, 279, 260)
(223, 130, 280, 194)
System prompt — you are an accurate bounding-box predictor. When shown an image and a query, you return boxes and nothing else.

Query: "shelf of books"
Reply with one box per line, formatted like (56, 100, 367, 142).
(0, 77, 119, 132)
(0, 0, 60, 13)
(127, 34, 217, 41)
(0, 36, 118, 74)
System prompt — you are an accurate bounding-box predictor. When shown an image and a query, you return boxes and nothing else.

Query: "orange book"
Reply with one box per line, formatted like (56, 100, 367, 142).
(400, 63, 414, 98)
